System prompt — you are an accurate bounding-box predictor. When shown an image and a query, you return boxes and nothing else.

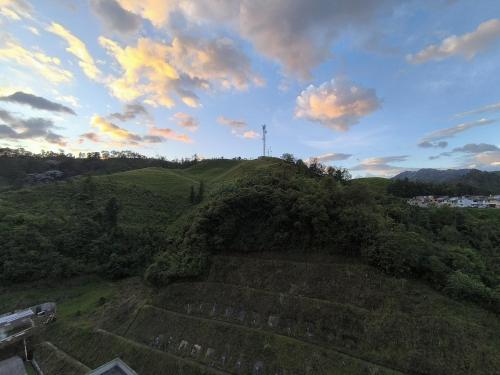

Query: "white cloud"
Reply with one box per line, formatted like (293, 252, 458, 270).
(408, 19, 500, 64)
(455, 101, 500, 117)
(242, 130, 259, 139)
(0, 36, 73, 84)
(117, 0, 399, 79)
(351, 155, 409, 177)
(99, 35, 260, 108)
(473, 151, 500, 168)
(295, 78, 381, 131)
(309, 152, 352, 164)
(26, 26, 39, 35)
(47, 22, 101, 80)
(90, 115, 191, 145)
(0, 0, 33, 21)
(419, 118, 496, 144)
(429, 144, 500, 168)
(218, 115, 259, 140)
(57, 95, 80, 108)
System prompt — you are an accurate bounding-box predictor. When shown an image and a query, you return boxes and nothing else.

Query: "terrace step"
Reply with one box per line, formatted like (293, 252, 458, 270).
(43, 324, 230, 375)
(34, 341, 91, 375)
(154, 281, 368, 353)
(208, 255, 418, 311)
(124, 304, 407, 375)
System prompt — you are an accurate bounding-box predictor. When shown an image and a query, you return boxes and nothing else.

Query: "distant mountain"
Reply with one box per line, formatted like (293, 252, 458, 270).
(392, 168, 500, 194)
(393, 168, 475, 183)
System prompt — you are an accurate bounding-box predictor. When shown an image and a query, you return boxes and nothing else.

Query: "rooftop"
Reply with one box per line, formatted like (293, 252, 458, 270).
(87, 358, 137, 375)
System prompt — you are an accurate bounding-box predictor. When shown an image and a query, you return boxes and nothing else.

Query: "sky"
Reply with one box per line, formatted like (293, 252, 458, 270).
(1, 0, 500, 176)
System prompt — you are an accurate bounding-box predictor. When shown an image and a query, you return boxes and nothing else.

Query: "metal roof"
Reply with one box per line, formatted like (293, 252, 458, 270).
(0, 310, 33, 326)
(87, 358, 137, 375)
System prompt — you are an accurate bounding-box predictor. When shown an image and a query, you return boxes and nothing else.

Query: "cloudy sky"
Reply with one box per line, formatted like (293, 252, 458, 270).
(1, 0, 500, 176)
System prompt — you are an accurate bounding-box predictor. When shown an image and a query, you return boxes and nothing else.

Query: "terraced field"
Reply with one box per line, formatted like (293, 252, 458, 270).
(35, 254, 500, 375)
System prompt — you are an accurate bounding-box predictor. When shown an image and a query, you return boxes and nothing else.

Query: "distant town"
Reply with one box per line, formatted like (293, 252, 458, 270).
(408, 195, 500, 208)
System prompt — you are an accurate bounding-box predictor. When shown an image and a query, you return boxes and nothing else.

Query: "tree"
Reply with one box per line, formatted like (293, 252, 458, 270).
(189, 185, 195, 203)
(281, 153, 295, 163)
(196, 181, 205, 203)
(104, 197, 120, 228)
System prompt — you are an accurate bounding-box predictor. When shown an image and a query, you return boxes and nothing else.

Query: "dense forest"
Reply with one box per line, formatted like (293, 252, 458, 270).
(0, 153, 499, 315)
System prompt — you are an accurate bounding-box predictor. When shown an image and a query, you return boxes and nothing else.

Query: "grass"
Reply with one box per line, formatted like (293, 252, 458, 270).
(0, 277, 114, 322)
(352, 177, 391, 195)
(2, 254, 499, 374)
(0, 158, 287, 233)
(2, 158, 500, 374)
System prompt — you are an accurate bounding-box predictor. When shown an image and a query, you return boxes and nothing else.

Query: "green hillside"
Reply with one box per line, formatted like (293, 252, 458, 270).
(0, 158, 290, 283)
(1, 157, 500, 374)
(2, 255, 500, 374)
(351, 177, 391, 195)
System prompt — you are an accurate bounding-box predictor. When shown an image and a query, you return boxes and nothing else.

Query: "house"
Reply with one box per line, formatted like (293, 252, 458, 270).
(87, 358, 137, 375)
(0, 303, 56, 346)
(455, 197, 474, 208)
(0, 310, 34, 345)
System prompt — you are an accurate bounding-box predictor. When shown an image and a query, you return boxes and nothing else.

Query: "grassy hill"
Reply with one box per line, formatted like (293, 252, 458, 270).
(0, 158, 282, 229)
(2, 254, 499, 374)
(1, 157, 500, 374)
(351, 177, 391, 195)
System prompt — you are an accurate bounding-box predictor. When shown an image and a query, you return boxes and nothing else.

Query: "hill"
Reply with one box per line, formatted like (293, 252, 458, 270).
(2, 254, 500, 374)
(391, 168, 500, 196)
(1, 157, 500, 374)
(351, 177, 391, 195)
(0, 157, 288, 283)
(393, 168, 475, 183)
(0, 147, 196, 191)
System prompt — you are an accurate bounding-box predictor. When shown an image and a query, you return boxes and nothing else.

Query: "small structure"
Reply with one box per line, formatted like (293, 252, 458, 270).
(0, 303, 56, 347)
(87, 358, 137, 375)
(0, 310, 34, 346)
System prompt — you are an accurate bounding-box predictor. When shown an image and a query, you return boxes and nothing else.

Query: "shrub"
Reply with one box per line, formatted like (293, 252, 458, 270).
(444, 271, 492, 303)
(144, 249, 208, 287)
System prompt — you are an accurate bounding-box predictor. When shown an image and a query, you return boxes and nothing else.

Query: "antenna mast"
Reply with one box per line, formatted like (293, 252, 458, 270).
(262, 124, 267, 157)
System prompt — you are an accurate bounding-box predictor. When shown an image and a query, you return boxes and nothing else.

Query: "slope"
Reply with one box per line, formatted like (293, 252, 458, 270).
(6, 254, 498, 375)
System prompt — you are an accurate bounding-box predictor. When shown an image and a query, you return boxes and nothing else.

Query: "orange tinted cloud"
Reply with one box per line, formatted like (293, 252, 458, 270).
(149, 126, 192, 143)
(173, 112, 199, 132)
(408, 19, 500, 64)
(296, 78, 381, 131)
(47, 22, 101, 80)
(99, 35, 260, 108)
(0, 37, 73, 84)
(91, 115, 141, 143)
